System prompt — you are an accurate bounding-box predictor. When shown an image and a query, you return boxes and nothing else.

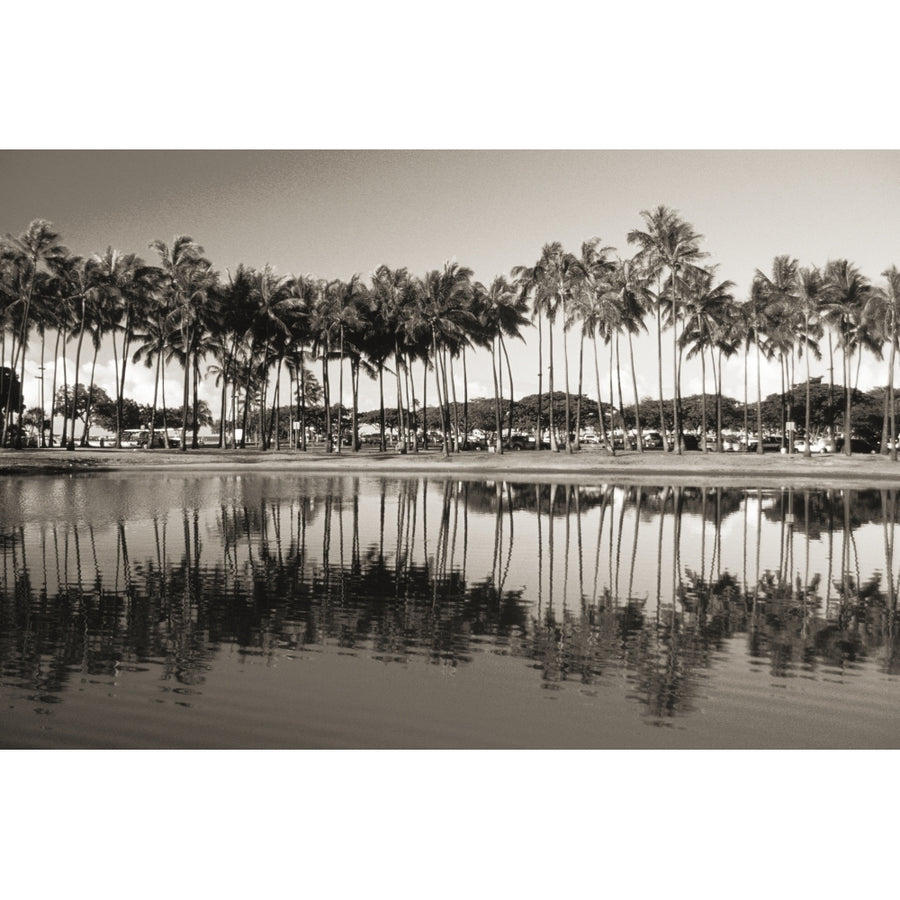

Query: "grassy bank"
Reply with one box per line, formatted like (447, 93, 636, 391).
(5, 445, 900, 488)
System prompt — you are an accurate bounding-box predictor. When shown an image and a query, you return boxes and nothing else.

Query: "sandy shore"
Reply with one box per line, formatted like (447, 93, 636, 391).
(5, 445, 900, 488)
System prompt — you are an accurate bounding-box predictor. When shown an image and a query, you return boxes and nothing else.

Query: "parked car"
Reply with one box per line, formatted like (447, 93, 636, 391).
(834, 437, 877, 454)
(794, 436, 833, 454)
(503, 435, 530, 451)
(641, 431, 664, 449)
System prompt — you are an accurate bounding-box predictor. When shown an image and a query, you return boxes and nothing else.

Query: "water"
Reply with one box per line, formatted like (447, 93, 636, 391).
(2, 472, 900, 748)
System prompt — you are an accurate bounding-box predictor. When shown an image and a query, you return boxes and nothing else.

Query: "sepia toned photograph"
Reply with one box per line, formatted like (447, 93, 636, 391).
(3, 148, 900, 750)
(3, 6, 898, 898)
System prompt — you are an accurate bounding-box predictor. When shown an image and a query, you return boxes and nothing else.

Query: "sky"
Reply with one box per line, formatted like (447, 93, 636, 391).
(3, 149, 900, 421)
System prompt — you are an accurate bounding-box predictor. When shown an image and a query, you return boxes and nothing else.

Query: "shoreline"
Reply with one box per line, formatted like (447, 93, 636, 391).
(5, 446, 900, 488)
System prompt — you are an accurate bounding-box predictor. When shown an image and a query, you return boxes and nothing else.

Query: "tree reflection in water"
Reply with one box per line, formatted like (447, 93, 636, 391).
(2, 477, 900, 724)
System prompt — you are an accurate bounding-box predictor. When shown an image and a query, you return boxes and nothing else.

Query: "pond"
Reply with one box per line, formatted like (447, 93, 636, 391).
(2, 472, 900, 748)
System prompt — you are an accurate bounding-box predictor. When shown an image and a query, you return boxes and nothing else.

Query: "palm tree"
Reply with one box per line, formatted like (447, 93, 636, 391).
(795, 266, 824, 457)
(419, 262, 476, 458)
(754, 255, 800, 451)
(711, 299, 743, 452)
(493, 276, 531, 443)
(822, 260, 873, 456)
(46, 253, 91, 449)
(1, 220, 68, 446)
(537, 242, 578, 452)
(281, 273, 318, 450)
(247, 264, 292, 450)
(308, 278, 338, 451)
(863, 267, 900, 460)
(628, 206, 705, 453)
(678, 266, 735, 452)
(569, 239, 617, 448)
(149, 236, 217, 452)
(209, 264, 256, 448)
(510, 262, 544, 449)
(84, 248, 150, 446)
(371, 265, 415, 450)
(604, 255, 651, 451)
(741, 282, 772, 453)
(130, 268, 171, 448)
(473, 276, 514, 453)
(883, 266, 900, 461)
(571, 260, 622, 454)
(328, 274, 368, 453)
(18, 264, 57, 446)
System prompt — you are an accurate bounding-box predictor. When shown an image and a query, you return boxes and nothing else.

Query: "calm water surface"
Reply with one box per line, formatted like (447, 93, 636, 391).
(3, 472, 900, 748)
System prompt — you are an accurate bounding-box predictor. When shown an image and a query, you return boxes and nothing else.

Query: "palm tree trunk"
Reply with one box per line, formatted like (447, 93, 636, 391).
(891, 315, 898, 462)
(828, 332, 836, 444)
(462, 347, 470, 448)
(671, 276, 682, 454)
(240, 359, 251, 449)
(337, 324, 344, 455)
(804, 311, 812, 457)
(394, 342, 405, 450)
(351, 358, 360, 452)
(491, 339, 503, 454)
(844, 342, 852, 456)
(49, 327, 61, 447)
(192, 354, 200, 449)
(218, 365, 227, 449)
(421, 361, 428, 450)
(113, 316, 126, 447)
(700, 344, 708, 453)
(628, 330, 643, 452)
(37, 329, 46, 447)
(161, 358, 170, 449)
(148, 354, 160, 449)
(716, 348, 724, 452)
(756, 334, 764, 454)
(432, 327, 449, 459)
(81, 342, 99, 446)
(378, 362, 385, 452)
(548, 312, 557, 451)
(656, 296, 668, 450)
(743, 341, 749, 452)
(269, 356, 283, 450)
(615, 333, 626, 448)
(449, 353, 461, 452)
(574, 331, 584, 451)
(272, 376, 281, 450)
(60, 328, 70, 448)
(68, 302, 87, 450)
(562, 303, 572, 454)
(300, 352, 308, 451)
(608, 339, 616, 450)
(179, 328, 191, 453)
(536, 314, 543, 450)
(407, 363, 418, 452)
(322, 338, 331, 453)
(593, 335, 612, 455)
(501, 335, 515, 442)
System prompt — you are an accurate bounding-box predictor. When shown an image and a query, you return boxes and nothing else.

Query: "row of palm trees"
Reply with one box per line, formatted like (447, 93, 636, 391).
(3, 207, 899, 457)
